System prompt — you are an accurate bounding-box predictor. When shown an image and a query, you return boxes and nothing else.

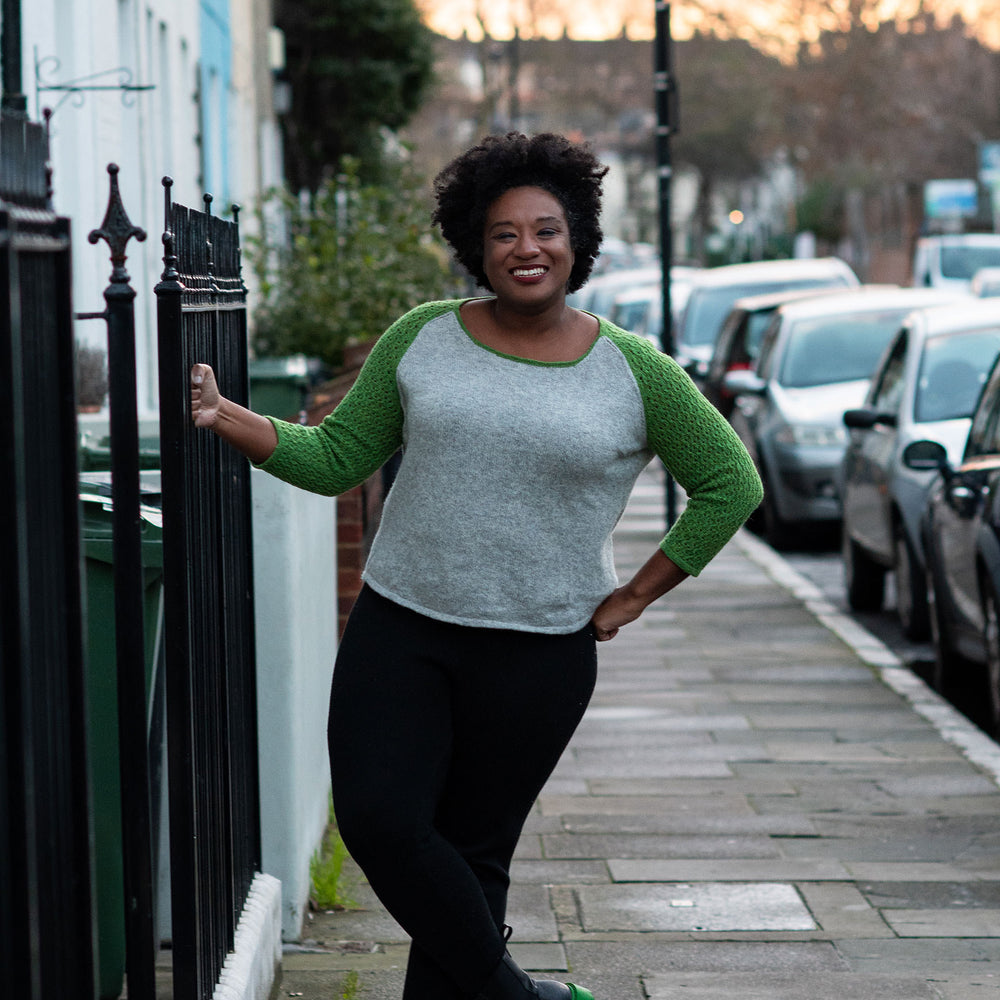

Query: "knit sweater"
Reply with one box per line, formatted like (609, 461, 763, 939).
(259, 299, 763, 633)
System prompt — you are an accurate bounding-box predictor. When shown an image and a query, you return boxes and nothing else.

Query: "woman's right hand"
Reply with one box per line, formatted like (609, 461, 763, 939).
(188, 362, 279, 463)
(190, 363, 221, 428)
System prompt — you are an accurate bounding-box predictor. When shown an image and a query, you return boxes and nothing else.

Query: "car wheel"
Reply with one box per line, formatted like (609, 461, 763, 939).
(894, 524, 929, 640)
(981, 579, 1000, 739)
(925, 555, 963, 694)
(842, 530, 885, 612)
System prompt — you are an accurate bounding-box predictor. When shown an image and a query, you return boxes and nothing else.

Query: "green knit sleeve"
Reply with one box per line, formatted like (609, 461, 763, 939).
(257, 301, 457, 496)
(604, 323, 764, 575)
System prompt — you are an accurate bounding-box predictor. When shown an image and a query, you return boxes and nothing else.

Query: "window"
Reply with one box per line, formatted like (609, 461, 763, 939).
(869, 332, 907, 415)
(915, 328, 1000, 424)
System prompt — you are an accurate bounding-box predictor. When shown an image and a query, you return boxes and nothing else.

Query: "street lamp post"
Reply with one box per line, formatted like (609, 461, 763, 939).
(654, 0, 679, 524)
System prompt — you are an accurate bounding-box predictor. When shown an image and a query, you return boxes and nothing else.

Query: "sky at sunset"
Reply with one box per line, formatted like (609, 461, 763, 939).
(414, 0, 1000, 53)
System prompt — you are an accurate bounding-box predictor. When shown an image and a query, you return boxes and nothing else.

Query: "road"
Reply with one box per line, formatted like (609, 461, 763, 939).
(782, 541, 997, 740)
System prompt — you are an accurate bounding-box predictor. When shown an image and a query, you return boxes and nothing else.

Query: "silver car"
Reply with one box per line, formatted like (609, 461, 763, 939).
(839, 298, 1000, 637)
(674, 256, 859, 381)
(724, 287, 961, 549)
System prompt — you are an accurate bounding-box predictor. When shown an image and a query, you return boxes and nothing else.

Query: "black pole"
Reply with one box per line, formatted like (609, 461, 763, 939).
(509, 26, 520, 129)
(1, 0, 27, 115)
(89, 164, 156, 1000)
(655, 0, 679, 526)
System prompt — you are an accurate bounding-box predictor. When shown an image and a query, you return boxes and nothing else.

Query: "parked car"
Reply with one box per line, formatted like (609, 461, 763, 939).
(607, 270, 699, 349)
(920, 338, 1000, 737)
(839, 296, 1000, 637)
(568, 264, 661, 318)
(674, 257, 859, 382)
(703, 286, 878, 418)
(723, 287, 956, 549)
(912, 233, 1000, 292)
(972, 266, 1000, 297)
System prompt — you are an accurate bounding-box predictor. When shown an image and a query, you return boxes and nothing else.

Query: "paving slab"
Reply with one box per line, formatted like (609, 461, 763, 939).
(562, 939, 849, 973)
(607, 858, 852, 881)
(540, 832, 779, 860)
(643, 971, 941, 999)
(577, 882, 815, 932)
(882, 908, 1000, 936)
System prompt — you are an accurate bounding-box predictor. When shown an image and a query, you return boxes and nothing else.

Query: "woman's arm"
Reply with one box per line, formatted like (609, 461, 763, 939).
(190, 363, 278, 464)
(590, 549, 688, 641)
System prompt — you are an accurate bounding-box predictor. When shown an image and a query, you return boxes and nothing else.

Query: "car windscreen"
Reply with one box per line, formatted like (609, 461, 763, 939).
(914, 328, 1000, 422)
(777, 310, 904, 388)
(939, 245, 1000, 280)
(680, 277, 849, 348)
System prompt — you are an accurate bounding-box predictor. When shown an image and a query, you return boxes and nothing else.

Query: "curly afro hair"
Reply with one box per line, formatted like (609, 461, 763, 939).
(432, 132, 609, 295)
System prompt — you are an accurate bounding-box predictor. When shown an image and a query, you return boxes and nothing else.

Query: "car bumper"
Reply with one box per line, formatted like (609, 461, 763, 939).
(768, 447, 844, 524)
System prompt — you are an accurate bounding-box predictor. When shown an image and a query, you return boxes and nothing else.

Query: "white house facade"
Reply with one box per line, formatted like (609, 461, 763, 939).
(20, 0, 283, 416)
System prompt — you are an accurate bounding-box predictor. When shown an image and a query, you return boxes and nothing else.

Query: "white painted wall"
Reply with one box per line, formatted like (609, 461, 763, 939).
(252, 470, 337, 941)
(20, 0, 279, 416)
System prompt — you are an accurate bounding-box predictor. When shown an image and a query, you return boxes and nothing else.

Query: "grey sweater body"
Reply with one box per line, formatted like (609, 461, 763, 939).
(363, 310, 651, 632)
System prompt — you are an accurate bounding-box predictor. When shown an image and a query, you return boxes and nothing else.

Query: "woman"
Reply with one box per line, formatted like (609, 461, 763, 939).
(191, 132, 762, 1000)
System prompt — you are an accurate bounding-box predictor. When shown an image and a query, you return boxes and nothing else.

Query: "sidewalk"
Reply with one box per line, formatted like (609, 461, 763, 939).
(281, 465, 1000, 1000)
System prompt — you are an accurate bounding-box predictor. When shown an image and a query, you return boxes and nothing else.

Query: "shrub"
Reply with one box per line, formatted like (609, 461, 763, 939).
(249, 157, 454, 370)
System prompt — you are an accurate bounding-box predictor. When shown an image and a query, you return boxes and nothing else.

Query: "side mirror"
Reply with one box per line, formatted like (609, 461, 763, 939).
(843, 408, 897, 430)
(902, 439, 948, 472)
(722, 369, 766, 396)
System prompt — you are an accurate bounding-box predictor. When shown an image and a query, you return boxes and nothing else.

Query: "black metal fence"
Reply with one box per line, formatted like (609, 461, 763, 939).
(156, 181, 262, 1000)
(0, 109, 96, 998)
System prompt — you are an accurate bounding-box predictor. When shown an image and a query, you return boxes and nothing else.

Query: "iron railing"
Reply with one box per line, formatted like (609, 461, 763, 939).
(0, 108, 95, 998)
(156, 179, 262, 1000)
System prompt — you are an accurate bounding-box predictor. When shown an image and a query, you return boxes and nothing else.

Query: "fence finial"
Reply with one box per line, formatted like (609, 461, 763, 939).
(88, 163, 146, 285)
(160, 176, 179, 283)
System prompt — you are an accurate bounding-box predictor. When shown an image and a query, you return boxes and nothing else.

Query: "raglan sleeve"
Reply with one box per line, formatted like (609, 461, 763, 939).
(254, 303, 440, 496)
(621, 335, 763, 575)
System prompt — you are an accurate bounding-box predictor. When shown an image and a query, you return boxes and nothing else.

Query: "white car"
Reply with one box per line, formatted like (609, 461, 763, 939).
(839, 297, 1000, 637)
(912, 233, 1000, 292)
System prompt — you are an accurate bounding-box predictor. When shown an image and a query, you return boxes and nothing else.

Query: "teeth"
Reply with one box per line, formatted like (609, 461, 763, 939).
(513, 267, 546, 276)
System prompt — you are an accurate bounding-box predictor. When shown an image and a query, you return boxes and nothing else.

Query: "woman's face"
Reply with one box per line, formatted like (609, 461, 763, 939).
(482, 186, 575, 307)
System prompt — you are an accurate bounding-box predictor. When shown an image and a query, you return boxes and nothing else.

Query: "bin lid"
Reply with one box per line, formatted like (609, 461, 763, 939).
(80, 474, 163, 565)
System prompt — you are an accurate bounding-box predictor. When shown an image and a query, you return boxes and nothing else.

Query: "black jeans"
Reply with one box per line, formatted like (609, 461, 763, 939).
(328, 586, 598, 1000)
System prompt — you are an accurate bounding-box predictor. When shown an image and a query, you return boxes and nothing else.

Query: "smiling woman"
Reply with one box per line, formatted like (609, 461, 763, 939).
(187, 129, 762, 1000)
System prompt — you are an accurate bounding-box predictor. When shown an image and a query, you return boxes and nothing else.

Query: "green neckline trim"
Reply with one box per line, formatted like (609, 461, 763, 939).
(453, 298, 604, 368)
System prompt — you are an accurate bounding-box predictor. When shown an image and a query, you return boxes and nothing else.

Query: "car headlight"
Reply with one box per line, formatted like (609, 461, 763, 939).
(773, 423, 847, 447)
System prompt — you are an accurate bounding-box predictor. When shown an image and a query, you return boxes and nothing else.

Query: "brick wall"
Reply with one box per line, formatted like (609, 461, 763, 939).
(304, 342, 390, 637)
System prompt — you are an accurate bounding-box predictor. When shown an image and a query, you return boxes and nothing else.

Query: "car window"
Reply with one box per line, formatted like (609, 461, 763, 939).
(914, 328, 1000, 423)
(940, 245, 1000, 281)
(965, 362, 1000, 457)
(777, 310, 903, 388)
(755, 314, 783, 379)
(746, 310, 778, 362)
(869, 332, 908, 414)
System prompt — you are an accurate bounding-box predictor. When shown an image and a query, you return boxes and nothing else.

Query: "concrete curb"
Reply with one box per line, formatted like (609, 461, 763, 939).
(734, 528, 1000, 789)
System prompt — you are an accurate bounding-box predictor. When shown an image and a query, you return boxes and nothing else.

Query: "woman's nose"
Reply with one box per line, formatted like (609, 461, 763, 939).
(513, 233, 539, 255)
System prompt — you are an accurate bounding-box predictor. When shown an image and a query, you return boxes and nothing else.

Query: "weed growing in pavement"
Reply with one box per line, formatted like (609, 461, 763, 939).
(309, 796, 358, 910)
(340, 971, 360, 1000)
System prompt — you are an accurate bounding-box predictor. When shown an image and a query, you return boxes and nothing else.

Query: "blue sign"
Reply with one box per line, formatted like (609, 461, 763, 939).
(924, 179, 978, 219)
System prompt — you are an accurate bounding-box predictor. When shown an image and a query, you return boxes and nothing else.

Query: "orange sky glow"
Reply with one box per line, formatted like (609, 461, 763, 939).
(414, 0, 1000, 54)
